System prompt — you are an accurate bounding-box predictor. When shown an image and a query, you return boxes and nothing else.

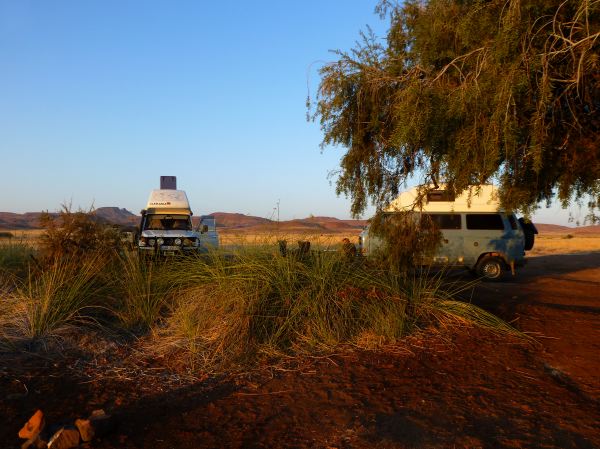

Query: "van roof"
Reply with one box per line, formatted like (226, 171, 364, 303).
(386, 184, 501, 213)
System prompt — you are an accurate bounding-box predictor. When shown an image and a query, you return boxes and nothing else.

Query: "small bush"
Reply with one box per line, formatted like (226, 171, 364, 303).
(39, 205, 122, 260)
(369, 210, 442, 272)
(0, 231, 14, 239)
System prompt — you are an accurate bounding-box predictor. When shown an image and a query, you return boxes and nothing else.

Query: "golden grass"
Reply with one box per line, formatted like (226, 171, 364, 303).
(3, 228, 599, 256)
(528, 235, 600, 256)
(218, 231, 360, 248)
(0, 229, 44, 242)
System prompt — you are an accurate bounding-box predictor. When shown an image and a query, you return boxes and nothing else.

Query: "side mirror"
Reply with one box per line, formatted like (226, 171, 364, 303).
(202, 224, 209, 233)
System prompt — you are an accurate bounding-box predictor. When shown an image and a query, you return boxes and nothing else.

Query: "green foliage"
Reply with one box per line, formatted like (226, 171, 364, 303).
(39, 205, 122, 259)
(312, 0, 600, 217)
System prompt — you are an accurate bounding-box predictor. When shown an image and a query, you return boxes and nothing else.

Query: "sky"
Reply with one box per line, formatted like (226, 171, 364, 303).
(0, 0, 588, 225)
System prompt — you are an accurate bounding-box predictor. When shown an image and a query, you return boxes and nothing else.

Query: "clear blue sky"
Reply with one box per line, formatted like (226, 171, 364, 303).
(0, 0, 585, 225)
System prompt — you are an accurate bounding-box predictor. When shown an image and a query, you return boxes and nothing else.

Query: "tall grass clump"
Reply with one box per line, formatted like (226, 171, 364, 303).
(148, 246, 515, 372)
(113, 251, 171, 332)
(0, 254, 107, 348)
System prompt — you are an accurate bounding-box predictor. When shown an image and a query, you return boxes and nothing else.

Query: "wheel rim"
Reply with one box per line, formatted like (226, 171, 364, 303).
(482, 261, 501, 278)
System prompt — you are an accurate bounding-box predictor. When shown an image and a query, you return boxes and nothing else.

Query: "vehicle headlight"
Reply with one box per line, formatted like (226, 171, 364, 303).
(157, 238, 164, 246)
(139, 239, 146, 247)
(174, 238, 182, 246)
(148, 238, 156, 247)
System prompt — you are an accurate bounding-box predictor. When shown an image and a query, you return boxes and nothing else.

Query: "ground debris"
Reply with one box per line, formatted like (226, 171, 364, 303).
(47, 427, 79, 449)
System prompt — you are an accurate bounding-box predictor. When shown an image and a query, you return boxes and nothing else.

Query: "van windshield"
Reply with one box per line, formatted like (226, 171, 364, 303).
(143, 214, 192, 231)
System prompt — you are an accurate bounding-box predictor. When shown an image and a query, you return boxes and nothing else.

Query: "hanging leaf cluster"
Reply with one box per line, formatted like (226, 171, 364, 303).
(313, 0, 600, 217)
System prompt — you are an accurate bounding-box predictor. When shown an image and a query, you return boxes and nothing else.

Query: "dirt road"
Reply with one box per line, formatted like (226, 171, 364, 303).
(2, 253, 599, 448)
(471, 252, 600, 403)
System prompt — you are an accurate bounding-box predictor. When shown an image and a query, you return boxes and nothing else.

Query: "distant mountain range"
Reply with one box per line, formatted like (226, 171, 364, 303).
(0, 208, 369, 234)
(1, 208, 598, 235)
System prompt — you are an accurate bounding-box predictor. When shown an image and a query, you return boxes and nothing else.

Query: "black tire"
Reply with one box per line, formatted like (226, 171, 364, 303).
(476, 255, 505, 281)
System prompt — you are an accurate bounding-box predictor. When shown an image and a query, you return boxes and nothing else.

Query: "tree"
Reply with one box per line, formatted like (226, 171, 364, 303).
(312, 0, 600, 218)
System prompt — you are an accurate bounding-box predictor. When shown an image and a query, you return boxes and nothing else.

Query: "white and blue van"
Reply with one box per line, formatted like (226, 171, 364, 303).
(358, 185, 537, 280)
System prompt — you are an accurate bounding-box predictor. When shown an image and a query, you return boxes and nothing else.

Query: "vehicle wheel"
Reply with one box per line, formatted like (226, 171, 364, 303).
(476, 256, 505, 281)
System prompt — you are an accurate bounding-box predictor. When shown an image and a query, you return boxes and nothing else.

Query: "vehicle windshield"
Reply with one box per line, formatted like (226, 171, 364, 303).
(143, 214, 192, 231)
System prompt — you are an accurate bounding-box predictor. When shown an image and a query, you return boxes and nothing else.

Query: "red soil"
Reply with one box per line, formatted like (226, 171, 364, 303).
(2, 252, 599, 448)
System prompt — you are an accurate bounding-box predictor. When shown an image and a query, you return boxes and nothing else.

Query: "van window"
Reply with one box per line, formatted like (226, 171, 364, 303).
(466, 214, 505, 230)
(427, 190, 455, 202)
(426, 214, 462, 230)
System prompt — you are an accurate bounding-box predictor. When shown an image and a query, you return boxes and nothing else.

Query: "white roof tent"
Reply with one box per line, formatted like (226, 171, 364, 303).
(145, 176, 193, 215)
(386, 185, 500, 213)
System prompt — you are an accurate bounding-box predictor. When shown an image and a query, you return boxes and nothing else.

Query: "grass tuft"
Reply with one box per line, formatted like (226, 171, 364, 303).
(0, 254, 107, 348)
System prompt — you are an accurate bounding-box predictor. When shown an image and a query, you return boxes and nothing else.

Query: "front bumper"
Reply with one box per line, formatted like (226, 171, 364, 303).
(138, 245, 199, 255)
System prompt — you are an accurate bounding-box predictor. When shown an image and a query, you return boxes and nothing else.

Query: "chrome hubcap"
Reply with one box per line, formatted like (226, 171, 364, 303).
(483, 262, 500, 278)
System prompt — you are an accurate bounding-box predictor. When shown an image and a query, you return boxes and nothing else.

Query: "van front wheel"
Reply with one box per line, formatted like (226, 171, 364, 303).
(476, 256, 504, 281)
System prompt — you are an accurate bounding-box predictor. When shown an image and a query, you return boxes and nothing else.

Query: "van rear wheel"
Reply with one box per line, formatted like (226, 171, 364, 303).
(476, 256, 504, 281)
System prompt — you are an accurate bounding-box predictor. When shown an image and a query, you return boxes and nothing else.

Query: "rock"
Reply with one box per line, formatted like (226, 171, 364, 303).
(47, 427, 79, 449)
(75, 409, 114, 442)
(18, 410, 45, 440)
(74, 419, 93, 442)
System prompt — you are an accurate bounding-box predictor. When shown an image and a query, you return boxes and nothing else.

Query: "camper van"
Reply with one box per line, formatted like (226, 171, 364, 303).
(359, 185, 537, 280)
(137, 177, 219, 256)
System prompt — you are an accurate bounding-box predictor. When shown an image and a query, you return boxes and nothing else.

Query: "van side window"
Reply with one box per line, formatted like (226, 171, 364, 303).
(427, 214, 462, 230)
(466, 214, 504, 230)
(427, 190, 455, 202)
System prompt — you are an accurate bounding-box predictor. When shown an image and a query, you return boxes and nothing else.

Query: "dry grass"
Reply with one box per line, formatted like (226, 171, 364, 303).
(529, 235, 600, 256)
(4, 228, 599, 256)
(218, 231, 360, 248)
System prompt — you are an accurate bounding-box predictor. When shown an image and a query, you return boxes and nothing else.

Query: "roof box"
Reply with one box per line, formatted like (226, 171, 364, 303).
(146, 189, 191, 213)
(160, 176, 177, 190)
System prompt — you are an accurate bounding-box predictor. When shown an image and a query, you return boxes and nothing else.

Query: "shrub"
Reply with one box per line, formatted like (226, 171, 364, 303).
(369, 211, 442, 272)
(39, 205, 122, 260)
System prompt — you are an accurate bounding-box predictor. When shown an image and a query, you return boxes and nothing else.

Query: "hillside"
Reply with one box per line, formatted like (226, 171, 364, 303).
(0, 210, 367, 234)
(2, 209, 597, 235)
